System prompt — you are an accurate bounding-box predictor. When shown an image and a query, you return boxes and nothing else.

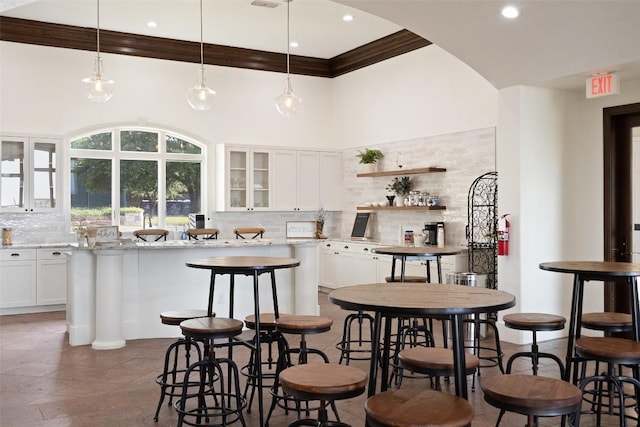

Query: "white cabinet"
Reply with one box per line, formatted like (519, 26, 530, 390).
(0, 249, 37, 308)
(36, 248, 68, 305)
(0, 247, 68, 310)
(319, 240, 468, 290)
(1, 136, 60, 212)
(272, 149, 342, 211)
(216, 145, 271, 211)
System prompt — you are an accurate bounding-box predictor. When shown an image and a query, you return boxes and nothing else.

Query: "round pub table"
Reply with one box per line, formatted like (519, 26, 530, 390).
(185, 255, 300, 427)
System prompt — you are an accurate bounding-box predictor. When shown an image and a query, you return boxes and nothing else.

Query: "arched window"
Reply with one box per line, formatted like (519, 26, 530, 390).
(69, 127, 206, 233)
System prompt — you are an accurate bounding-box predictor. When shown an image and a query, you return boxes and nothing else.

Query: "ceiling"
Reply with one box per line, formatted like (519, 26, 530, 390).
(2, 0, 640, 91)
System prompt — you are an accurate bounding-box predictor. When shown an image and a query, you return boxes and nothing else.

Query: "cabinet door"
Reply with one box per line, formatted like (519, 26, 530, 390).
(296, 151, 320, 211)
(272, 149, 297, 210)
(0, 136, 29, 212)
(336, 250, 357, 287)
(37, 249, 68, 305)
(228, 148, 249, 210)
(319, 245, 338, 289)
(319, 152, 343, 211)
(251, 150, 270, 210)
(31, 138, 59, 212)
(0, 258, 37, 308)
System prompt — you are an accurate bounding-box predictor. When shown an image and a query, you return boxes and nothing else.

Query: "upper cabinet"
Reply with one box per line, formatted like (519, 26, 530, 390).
(272, 149, 343, 212)
(216, 145, 271, 211)
(1, 136, 60, 213)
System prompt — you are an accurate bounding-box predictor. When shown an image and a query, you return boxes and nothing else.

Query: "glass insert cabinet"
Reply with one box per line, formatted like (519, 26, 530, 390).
(216, 144, 270, 211)
(0, 136, 60, 212)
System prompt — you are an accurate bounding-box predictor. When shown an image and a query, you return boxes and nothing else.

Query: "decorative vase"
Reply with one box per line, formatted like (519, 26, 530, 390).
(316, 221, 327, 239)
(360, 163, 376, 174)
(385, 195, 395, 206)
(395, 196, 404, 207)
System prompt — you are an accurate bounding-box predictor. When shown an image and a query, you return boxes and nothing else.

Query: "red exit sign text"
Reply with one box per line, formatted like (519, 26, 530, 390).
(586, 73, 619, 98)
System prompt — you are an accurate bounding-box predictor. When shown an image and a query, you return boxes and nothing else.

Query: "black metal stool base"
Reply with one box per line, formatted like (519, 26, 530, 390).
(336, 311, 374, 365)
(175, 357, 247, 427)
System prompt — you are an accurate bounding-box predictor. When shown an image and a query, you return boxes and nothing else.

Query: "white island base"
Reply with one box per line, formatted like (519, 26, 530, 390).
(67, 240, 319, 348)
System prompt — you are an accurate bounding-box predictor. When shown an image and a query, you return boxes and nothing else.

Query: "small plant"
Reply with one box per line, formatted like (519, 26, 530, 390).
(355, 148, 384, 164)
(387, 176, 411, 196)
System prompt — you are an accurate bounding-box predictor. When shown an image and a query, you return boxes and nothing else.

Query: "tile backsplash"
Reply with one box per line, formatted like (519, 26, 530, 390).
(0, 127, 494, 245)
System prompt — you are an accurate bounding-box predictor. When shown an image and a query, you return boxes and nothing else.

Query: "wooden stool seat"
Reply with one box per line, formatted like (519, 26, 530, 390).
(481, 374, 582, 424)
(179, 317, 243, 339)
(245, 312, 290, 331)
(276, 315, 333, 335)
(186, 228, 219, 240)
(503, 313, 566, 331)
(365, 388, 474, 427)
(159, 309, 208, 326)
(399, 347, 480, 374)
(576, 336, 640, 364)
(233, 227, 265, 239)
(385, 275, 427, 283)
(503, 313, 566, 376)
(581, 312, 633, 332)
(133, 228, 169, 241)
(280, 363, 367, 427)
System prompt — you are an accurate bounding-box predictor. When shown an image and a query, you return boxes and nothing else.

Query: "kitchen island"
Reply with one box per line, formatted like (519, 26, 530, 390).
(67, 239, 319, 347)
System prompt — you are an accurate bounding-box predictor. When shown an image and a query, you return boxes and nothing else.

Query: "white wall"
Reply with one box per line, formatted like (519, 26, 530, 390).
(0, 41, 333, 149)
(331, 46, 499, 148)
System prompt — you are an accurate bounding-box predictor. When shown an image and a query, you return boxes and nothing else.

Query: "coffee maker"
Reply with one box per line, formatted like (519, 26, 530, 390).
(422, 223, 439, 246)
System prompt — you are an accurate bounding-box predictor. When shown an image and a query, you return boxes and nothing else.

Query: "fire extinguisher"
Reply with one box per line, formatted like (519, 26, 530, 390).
(497, 214, 510, 256)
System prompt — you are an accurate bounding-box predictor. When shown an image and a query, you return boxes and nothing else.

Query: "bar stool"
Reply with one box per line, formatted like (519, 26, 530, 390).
(335, 310, 374, 365)
(279, 363, 367, 427)
(233, 227, 264, 239)
(265, 315, 334, 426)
(133, 228, 169, 241)
(153, 309, 207, 422)
(482, 374, 582, 427)
(396, 346, 479, 391)
(575, 336, 640, 426)
(186, 228, 219, 240)
(503, 312, 566, 376)
(365, 388, 474, 427)
(242, 313, 290, 413)
(175, 317, 247, 427)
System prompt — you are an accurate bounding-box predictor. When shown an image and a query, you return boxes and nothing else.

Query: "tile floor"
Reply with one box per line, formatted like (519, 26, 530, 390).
(0, 292, 632, 426)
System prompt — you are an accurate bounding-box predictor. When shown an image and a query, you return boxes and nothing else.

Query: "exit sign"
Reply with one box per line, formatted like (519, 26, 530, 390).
(586, 73, 619, 98)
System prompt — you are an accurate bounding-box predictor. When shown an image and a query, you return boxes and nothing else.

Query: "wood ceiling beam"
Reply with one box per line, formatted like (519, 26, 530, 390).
(0, 17, 430, 78)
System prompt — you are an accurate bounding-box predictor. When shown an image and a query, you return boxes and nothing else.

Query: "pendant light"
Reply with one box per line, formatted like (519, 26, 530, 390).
(187, 0, 216, 110)
(81, 0, 114, 102)
(275, 0, 301, 117)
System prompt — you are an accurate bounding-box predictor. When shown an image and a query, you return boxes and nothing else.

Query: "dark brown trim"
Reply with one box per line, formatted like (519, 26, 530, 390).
(603, 102, 640, 316)
(0, 17, 430, 78)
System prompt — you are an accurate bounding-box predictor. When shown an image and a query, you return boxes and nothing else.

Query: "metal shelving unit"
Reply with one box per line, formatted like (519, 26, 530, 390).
(466, 171, 498, 291)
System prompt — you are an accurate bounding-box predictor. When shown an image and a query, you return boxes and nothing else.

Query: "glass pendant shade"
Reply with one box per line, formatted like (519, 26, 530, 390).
(82, 57, 114, 102)
(187, 67, 216, 110)
(275, 77, 302, 117)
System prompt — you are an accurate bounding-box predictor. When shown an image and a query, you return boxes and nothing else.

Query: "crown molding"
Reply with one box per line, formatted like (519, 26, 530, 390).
(0, 16, 430, 78)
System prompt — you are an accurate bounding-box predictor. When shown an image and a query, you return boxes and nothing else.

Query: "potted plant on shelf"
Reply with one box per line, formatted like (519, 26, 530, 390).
(387, 176, 411, 206)
(355, 148, 384, 174)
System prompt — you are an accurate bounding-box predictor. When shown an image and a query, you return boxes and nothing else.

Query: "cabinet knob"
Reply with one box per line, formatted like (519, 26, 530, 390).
(53, 251, 62, 256)
(363, 248, 369, 252)
(10, 253, 20, 257)
(344, 245, 349, 249)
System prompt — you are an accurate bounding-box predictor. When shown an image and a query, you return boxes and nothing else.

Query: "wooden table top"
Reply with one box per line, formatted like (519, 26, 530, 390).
(372, 246, 462, 257)
(328, 283, 515, 316)
(539, 261, 640, 277)
(185, 256, 300, 271)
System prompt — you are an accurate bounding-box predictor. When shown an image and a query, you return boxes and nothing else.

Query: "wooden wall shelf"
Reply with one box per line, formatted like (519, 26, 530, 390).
(357, 167, 446, 177)
(356, 206, 446, 211)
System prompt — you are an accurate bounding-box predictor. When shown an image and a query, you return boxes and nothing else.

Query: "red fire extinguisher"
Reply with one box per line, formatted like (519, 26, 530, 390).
(497, 214, 510, 256)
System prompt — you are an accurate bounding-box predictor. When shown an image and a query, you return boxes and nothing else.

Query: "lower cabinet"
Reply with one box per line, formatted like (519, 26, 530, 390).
(0, 247, 68, 310)
(319, 240, 467, 289)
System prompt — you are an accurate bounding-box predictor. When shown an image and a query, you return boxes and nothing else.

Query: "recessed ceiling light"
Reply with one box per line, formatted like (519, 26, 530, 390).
(501, 6, 519, 19)
(147, 21, 158, 28)
(342, 14, 354, 22)
(290, 41, 299, 48)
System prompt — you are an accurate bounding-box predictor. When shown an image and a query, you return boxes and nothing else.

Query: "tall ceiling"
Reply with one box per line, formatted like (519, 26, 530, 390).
(2, 0, 640, 91)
